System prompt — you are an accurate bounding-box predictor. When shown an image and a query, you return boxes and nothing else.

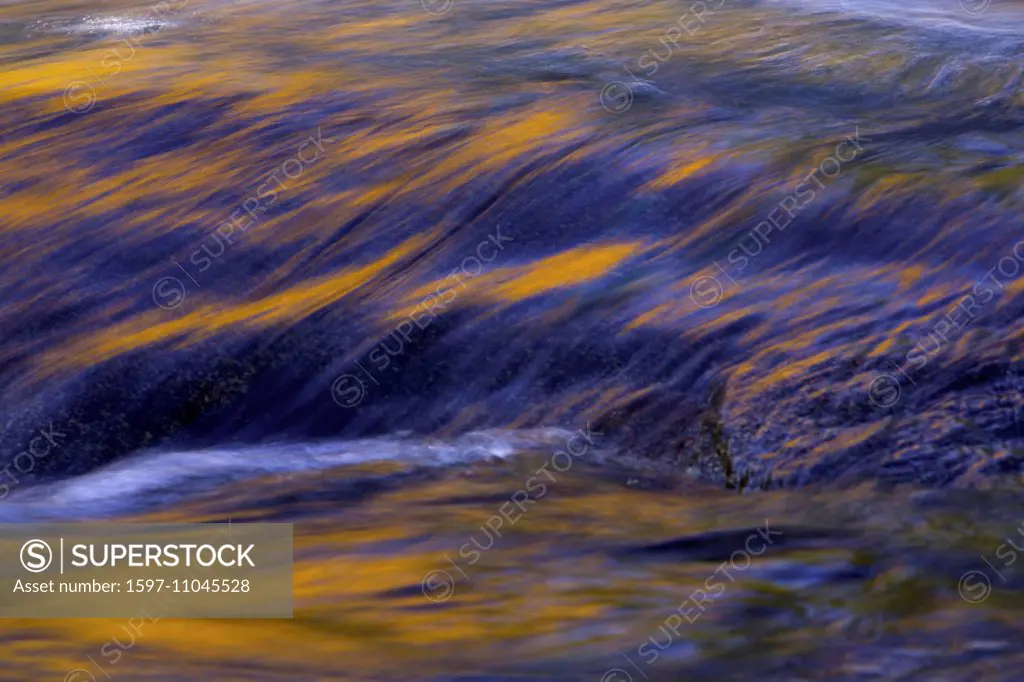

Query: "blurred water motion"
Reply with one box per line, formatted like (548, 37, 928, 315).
(2, 0, 1024, 678)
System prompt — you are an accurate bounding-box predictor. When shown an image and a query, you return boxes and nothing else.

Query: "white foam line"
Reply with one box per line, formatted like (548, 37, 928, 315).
(0, 428, 574, 518)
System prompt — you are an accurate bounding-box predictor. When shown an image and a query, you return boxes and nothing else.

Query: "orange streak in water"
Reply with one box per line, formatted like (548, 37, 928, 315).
(49, 232, 436, 371)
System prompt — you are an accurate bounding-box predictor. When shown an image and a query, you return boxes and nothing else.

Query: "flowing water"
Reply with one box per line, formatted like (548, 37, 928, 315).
(1, 0, 1024, 678)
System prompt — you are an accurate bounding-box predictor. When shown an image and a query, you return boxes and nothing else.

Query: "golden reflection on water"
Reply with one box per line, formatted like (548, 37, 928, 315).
(3, 458, 1024, 680)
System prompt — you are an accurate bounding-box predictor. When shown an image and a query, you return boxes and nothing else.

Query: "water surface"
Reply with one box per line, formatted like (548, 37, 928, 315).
(1, 0, 1024, 678)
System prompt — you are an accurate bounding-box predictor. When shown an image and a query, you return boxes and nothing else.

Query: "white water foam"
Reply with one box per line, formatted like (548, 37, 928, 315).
(0, 428, 575, 520)
(26, 14, 175, 38)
